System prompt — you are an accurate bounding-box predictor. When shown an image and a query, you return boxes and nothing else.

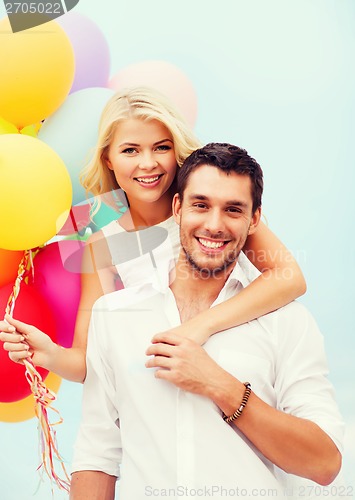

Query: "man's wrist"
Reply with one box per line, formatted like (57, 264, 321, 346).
(205, 369, 246, 415)
(222, 382, 252, 424)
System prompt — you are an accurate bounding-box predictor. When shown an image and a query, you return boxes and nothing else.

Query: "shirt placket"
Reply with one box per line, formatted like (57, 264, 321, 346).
(176, 390, 196, 489)
(163, 290, 196, 489)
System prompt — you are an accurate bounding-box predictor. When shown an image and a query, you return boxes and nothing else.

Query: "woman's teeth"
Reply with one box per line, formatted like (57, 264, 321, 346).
(136, 175, 160, 184)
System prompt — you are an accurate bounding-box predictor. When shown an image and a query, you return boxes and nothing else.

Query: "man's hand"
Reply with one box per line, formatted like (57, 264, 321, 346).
(145, 332, 230, 397)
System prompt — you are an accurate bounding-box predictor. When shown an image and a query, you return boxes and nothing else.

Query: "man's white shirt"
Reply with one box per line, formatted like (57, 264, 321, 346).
(72, 257, 344, 499)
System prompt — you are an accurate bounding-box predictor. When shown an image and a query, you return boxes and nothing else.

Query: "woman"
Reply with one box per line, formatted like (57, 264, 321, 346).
(0, 87, 306, 382)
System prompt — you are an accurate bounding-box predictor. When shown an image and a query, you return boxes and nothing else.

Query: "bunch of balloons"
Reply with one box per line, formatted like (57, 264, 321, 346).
(0, 9, 199, 424)
(0, 16, 76, 421)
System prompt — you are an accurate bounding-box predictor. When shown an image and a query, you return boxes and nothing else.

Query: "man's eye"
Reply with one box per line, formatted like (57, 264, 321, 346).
(226, 207, 242, 213)
(193, 203, 207, 209)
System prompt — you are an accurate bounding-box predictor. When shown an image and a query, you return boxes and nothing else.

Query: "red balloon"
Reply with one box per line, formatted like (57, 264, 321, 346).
(0, 283, 57, 403)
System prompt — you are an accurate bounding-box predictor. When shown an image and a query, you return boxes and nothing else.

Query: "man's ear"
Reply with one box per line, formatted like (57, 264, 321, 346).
(172, 193, 182, 225)
(248, 207, 261, 235)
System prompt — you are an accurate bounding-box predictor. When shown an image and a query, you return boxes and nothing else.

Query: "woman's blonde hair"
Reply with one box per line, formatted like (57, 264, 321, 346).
(80, 86, 201, 212)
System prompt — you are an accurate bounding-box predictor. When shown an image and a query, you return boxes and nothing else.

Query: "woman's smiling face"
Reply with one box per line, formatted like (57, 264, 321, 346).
(106, 118, 177, 208)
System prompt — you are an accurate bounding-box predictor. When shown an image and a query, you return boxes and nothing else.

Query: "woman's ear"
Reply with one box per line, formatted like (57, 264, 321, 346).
(248, 207, 261, 235)
(105, 156, 113, 170)
(172, 193, 182, 225)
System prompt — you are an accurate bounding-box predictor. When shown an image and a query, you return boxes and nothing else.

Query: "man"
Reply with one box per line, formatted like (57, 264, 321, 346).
(70, 143, 344, 500)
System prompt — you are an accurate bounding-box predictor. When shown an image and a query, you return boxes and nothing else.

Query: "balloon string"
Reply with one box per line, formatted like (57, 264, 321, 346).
(69, 206, 79, 234)
(4, 249, 70, 493)
(5, 249, 31, 316)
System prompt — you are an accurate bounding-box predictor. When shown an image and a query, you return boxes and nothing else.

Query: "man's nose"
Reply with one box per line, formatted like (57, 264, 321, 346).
(203, 208, 225, 235)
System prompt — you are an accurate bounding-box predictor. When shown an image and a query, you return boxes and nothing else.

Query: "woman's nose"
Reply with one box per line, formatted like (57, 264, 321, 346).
(139, 152, 158, 169)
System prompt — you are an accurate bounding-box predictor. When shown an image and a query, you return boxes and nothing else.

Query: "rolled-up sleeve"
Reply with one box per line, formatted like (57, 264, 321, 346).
(274, 302, 345, 453)
(71, 301, 122, 477)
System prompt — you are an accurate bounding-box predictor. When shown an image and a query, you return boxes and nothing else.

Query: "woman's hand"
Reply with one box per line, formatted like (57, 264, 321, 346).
(0, 314, 57, 369)
(153, 318, 213, 346)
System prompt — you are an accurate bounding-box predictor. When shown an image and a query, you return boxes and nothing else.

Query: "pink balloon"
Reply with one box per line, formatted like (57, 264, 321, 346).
(109, 60, 198, 127)
(30, 242, 81, 348)
(58, 204, 91, 236)
(57, 12, 111, 93)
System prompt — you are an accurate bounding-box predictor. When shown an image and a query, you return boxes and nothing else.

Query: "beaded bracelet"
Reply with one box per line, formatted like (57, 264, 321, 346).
(222, 382, 252, 424)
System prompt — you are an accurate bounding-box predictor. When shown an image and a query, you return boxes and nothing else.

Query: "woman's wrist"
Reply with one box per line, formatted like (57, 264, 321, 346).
(41, 339, 61, 371)
(189, 311, 216, 337)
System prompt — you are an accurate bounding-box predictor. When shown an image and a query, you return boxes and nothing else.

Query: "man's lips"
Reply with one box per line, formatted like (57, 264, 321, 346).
(196, 236, 231, 251)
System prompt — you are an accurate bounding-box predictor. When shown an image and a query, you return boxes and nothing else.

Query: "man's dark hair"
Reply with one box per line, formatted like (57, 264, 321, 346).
(177, 143, 263, 213)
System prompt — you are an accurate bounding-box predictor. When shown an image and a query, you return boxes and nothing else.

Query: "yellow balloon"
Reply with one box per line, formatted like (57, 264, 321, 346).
(20, 124, 38, 137)
(0, 17, 75, 128)
(0, 116, 39, 137)
(0, 372, 62, 423)
(0, 134, 72, 250)
(0, 116, 18, 134)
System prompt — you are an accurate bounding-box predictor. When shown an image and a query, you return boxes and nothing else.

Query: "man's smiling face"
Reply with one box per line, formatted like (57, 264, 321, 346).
(173, 165, 260, 277)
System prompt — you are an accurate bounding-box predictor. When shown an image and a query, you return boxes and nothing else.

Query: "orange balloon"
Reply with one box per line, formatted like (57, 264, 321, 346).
(0, 248, 24, 288)
(0, 372, 62, 423)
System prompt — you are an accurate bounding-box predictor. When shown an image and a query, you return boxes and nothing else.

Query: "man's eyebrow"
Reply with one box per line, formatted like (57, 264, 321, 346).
(188, 194, 209, 201)
(187, 194, 248, 207)
(225, 200, 248, 208)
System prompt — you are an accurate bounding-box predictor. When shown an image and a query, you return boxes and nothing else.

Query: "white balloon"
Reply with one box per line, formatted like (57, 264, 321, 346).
(39, 87, 115, 205)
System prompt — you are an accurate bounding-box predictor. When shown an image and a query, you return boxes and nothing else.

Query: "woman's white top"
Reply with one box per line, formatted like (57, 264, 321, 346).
(100, 216, 180, 289)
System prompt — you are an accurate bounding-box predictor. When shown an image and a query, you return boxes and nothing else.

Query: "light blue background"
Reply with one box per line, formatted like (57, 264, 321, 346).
(0, 1, 354, 498)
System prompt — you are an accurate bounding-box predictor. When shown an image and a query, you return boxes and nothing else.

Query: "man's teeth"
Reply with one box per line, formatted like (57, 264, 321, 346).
(199, 238, 224, 249)
(136, 176, 160, 184)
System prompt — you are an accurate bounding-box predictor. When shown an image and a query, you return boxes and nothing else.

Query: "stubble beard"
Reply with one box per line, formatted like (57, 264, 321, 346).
(182, 246, 240, 278)
(180, 227, 248, 279)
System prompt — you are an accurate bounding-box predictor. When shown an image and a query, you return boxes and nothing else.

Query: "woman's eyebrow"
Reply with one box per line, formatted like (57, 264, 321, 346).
(153, 138, 174, 146)
(118, 142, 139, 147)
(118, 138, 173, 147)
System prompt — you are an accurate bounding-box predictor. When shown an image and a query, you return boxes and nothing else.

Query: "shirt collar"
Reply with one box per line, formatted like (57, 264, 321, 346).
(103, 251, 259, 311)
(152, 250, 259, 295)
(213, 256, 252, 305)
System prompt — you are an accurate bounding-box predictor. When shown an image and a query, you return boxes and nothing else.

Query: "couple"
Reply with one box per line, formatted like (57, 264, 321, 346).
(70, 142, 344, 499)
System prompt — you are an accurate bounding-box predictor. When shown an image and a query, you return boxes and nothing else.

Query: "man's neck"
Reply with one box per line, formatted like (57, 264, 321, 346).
(170, 255, 235, 323)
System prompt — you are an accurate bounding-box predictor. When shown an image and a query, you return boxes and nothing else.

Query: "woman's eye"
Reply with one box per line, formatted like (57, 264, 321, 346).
(155, 144, 171, 151)
(122, 147, 137, 154)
